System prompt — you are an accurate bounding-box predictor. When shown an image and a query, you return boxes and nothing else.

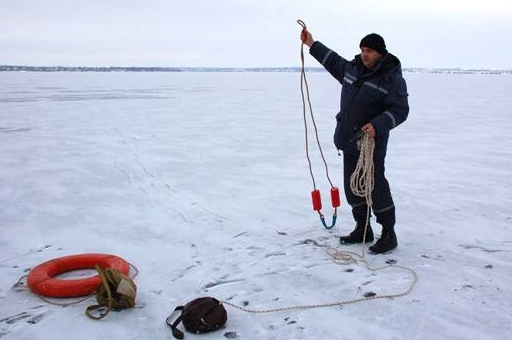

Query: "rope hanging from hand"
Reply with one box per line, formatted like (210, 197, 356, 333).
(297, 19, 340, 229)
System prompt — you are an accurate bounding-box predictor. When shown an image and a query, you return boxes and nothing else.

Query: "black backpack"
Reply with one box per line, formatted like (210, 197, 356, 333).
(166, 297, 228, 339)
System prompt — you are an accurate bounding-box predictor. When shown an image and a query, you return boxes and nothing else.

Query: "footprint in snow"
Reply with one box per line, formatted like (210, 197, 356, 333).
(0, 307, 48, 326)
(224, 331, 239, 339)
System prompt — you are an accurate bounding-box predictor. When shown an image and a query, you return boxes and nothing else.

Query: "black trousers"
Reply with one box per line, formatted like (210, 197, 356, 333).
(343, 153, 395, 227)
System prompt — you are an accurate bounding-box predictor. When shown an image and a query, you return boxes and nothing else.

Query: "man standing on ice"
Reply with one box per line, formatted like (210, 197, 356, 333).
(301, 30, 409, 253)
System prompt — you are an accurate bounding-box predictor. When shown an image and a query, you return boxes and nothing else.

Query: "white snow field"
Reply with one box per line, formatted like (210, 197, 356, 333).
(0, 71, 511, 340)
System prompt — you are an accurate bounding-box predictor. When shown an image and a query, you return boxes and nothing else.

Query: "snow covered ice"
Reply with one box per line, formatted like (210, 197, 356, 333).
(0, 71, 511, 340)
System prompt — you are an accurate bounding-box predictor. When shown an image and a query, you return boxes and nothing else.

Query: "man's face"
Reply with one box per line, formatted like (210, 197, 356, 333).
(360, 47, 382, 69)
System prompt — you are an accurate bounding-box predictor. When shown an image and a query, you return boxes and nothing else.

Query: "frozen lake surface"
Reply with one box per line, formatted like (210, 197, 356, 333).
(1, 71, 511, 340)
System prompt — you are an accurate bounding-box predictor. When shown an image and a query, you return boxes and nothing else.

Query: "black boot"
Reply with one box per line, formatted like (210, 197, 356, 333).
(339, 222, 374, 244)
(369, 225, 397, 254)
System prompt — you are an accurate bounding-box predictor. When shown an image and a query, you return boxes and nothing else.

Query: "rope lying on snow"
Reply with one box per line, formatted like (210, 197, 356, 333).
(221, 249, 418, 314)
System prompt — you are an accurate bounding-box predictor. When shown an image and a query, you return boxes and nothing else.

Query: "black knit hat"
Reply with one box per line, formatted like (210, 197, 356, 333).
(359, 33, 387, 55)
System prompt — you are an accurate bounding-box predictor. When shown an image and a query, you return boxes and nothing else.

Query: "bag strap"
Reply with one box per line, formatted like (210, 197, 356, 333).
(85, 265, 114, 320)
(166, 306, 184, 339)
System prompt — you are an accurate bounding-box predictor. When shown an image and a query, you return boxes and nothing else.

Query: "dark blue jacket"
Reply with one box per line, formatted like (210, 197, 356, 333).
(309, 41, 409, 157)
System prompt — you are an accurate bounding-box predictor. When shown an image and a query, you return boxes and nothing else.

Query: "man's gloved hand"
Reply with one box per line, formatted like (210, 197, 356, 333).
(300, 29, 314, 48)
(361, 123, 376, 138)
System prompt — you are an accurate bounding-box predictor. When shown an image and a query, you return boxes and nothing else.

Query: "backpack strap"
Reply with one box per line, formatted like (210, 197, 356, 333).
(85, 265, 114, 320)
(166, 306, 184, 339)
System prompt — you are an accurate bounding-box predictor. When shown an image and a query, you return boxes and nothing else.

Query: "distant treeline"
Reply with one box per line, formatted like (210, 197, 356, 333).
(0, 65, 510, 74)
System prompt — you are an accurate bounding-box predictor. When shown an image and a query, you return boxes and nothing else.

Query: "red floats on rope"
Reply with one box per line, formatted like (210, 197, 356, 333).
(331, 187, 341, 208)
(311, 187, 340, 211)
(311, 189, 322, 211)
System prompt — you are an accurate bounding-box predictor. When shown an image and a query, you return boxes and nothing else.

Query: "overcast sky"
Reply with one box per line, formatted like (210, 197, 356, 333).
(1, 0, 511, 69)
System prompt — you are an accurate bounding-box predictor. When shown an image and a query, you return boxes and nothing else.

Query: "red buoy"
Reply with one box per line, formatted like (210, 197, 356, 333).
(311, 189, 322, 211)
(331, 187, 340, 208)
(27, 253, 130, 298)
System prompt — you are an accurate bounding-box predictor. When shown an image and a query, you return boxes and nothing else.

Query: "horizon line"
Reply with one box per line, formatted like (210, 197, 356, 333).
(1, 65, 511, 73)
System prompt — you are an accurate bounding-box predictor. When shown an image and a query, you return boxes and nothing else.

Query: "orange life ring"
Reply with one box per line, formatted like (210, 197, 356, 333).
(27, 253, 130, 298)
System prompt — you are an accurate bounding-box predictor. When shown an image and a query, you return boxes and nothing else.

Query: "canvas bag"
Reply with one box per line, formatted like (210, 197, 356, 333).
(166, 297, 227, 339)
(85, 265, 137, 320)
